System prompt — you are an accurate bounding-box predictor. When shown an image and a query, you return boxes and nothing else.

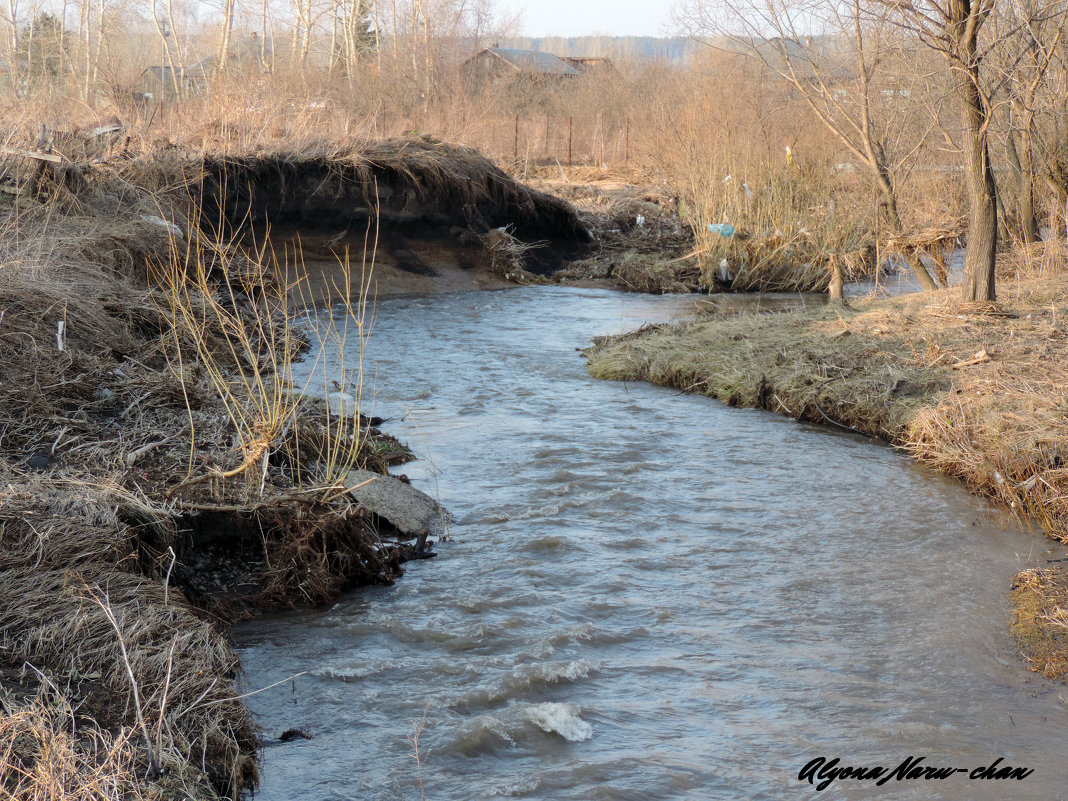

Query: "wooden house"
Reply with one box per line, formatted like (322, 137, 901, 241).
(461, 47, 581, 87)
(138, 55, 216, 102)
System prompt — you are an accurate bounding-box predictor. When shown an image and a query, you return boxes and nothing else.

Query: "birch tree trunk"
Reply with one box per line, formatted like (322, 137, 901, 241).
(2, 0, 18, 95)
(216, 0, 236, 80)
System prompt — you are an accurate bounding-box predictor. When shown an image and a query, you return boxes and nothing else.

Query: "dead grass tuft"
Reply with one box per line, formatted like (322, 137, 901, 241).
(0, 473, 257, 794)
(996, 237, 1068, 282)
(1010, 568, 1068, 681)
(0, 686, 220, 801)
(480, 226, 547, 284)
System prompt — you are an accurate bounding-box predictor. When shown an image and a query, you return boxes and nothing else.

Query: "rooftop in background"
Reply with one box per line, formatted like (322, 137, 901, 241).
(561, 56, 616, 73)
(475, 47, 582, 76)
(501, 36, 702, 64)
(460, 47, 618, 87)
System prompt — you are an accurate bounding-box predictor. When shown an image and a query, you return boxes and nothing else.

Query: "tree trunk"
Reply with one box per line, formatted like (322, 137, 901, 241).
(1005, 131, 1025, 239)
(92, 0, 104, 85)
(2, 0, 17, 96)
(1018, 124, 1039, 245)
(905, 250, 940, 291)
(874, 161, 902, 232)
(216, 0, 235, 82)
(151, 0, 180, 101)
(828, 254, 844, 299)
(957, 63, 998, 302)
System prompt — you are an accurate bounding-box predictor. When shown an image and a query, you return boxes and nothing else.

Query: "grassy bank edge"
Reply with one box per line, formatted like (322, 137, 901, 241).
(1, 142, 521, 801)
(583, 281, 1068, 683)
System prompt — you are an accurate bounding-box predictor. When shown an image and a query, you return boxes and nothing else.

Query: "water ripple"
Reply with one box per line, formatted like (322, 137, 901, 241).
(237, 287, 1068, 801)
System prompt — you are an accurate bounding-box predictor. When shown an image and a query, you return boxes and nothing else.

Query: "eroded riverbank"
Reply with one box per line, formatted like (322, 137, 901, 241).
(0, 138, 589, 799)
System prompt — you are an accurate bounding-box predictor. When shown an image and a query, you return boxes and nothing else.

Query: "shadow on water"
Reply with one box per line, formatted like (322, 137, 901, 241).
(236, 286, 1068, 801)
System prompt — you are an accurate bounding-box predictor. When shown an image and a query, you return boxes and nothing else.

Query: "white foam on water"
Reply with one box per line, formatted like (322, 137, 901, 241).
(500, 659, 599, 699)
(522, 702, 593, 742)
(485, 776, 542, 797)
(449, 658, 599, 708)
(313, 659, 399, 680)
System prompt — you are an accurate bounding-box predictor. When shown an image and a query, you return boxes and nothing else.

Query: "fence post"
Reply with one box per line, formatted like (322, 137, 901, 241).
(514, 114, 519, 162)
(568, 116, 572, 167)
(625, 117, 630, 166)
(598, 113, 603, 166)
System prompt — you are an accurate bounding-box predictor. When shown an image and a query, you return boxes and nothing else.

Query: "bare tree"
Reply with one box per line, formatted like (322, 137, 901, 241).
(1037, 28, 1068, 226)
(674, 0, 915, 233)
(150, 0, 181, 98)
(330, 0, 372, 84)
(374, 0, 514, 105)
(1, 0, 19, 94)
(215, 0, 237, 78)
(996, 0, 1061, 244)
(879, 0, 1002, 301)
(674, 0, 950, 289)
(290, 0, 314, 70)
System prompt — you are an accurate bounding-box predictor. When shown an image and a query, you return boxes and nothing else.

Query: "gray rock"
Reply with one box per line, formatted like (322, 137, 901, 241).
(345, 469, 451, 539)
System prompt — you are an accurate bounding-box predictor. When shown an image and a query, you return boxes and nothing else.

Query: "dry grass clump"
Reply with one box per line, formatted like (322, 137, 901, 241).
(996, 237, 1067, 282)
(529, 170, 698, 293)
(902, 281, 1068, 540)
(480, 226, 547, 284)
(0, 477, 172, 573)
(0, 686, 218, 801)
(710, 235, 876, 294)
(0, 199, 193, 474)
(0, 475, 256, 797)
(587, 300, 945, 439)
(611, 252, 701, 294)
(1010, 568, 1068, 681)
(0, 570, 256, 795)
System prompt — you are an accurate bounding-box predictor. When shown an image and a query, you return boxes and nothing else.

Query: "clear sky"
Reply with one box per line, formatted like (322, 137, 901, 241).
(497, 0, 674, 37)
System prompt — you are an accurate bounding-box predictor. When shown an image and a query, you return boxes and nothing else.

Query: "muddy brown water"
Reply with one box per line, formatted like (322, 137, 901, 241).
(236, 287, 1068, 800)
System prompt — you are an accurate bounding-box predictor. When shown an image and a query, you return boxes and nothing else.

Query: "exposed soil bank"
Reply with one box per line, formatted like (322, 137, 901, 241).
(584, 271, 1068, 681)
(186, 139, 591, 301)
(0, 138, 593, 800)
(525, 167, 702, 293)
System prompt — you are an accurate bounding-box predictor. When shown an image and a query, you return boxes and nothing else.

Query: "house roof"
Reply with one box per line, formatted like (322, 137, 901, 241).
(481, 47, 580, 76)
(144, 56, 216, 80)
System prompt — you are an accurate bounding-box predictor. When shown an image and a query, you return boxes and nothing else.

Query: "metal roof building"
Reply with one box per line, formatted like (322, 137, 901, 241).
(461, 47, 582, 84)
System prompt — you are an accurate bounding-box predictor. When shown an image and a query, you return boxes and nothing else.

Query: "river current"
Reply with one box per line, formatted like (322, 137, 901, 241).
(236, 287, 1068, 800)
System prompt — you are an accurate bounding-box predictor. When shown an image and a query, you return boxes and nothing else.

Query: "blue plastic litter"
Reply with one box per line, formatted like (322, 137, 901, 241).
(707, 223, 735, 237)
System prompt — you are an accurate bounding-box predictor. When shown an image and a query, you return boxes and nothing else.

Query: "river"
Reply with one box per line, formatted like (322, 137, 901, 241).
(236, 286, 1068, 800)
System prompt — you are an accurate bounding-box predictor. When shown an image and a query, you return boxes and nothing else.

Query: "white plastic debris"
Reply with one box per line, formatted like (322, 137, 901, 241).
(138, 214, 185, 240)
(719, 258, 732, 284)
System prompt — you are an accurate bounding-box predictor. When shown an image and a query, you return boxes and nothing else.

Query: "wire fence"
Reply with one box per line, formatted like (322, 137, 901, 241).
(371, 110, 641, 170)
